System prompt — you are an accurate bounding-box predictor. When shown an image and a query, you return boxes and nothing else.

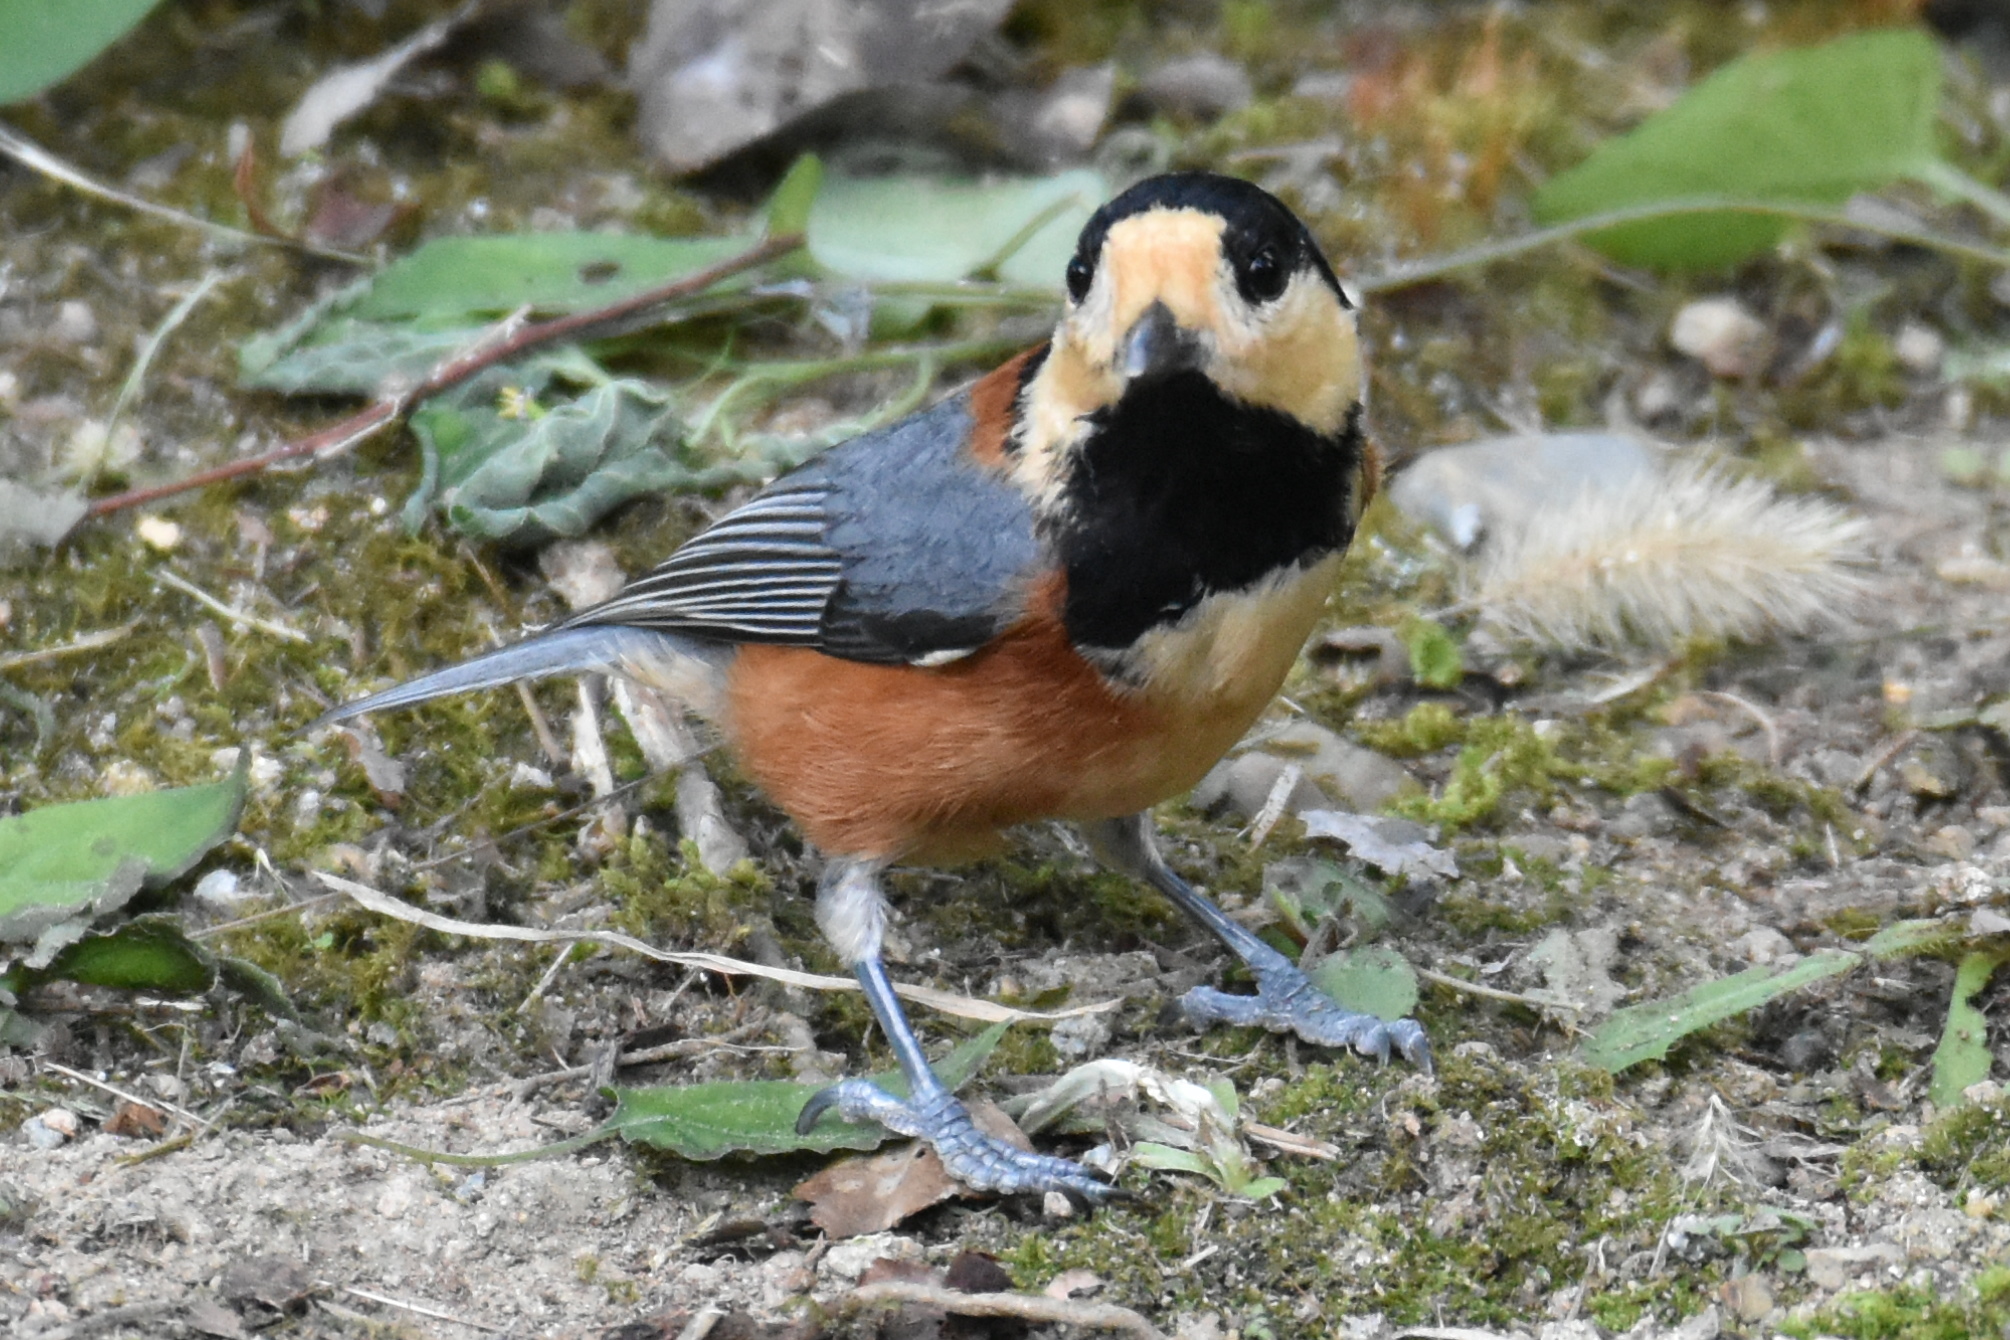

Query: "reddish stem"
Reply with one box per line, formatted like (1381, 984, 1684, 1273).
(86, 232, 806, 520)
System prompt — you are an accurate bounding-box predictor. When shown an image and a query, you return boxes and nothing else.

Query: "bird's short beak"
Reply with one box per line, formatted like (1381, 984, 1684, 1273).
(1121, 301, 1204, 382)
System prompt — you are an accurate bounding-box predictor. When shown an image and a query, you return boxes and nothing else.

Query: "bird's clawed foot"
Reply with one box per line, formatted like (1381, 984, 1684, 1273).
(1181, 950, 1434, 1073)
(797, 1078, 1118, 1204)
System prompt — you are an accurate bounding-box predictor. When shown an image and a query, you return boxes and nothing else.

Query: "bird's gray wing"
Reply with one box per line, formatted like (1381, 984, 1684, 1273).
(563, 391, 1045, 665)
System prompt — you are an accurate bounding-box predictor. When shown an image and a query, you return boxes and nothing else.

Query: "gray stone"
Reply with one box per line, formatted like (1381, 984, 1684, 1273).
(628, 0, 1014, 173)
(1139, 54, 1254, 120)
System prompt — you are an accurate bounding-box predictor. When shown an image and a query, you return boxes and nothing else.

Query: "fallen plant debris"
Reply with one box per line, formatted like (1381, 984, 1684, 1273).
(9, 5, 2010, 1337)
(317, 872, 1117, 1029)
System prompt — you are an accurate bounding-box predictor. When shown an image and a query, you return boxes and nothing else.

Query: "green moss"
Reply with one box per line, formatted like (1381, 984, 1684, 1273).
(1917, 1096, 2010, 1193)
(1781, 1268, 2010, 1340)
(1007, 1055, 1692, 1326)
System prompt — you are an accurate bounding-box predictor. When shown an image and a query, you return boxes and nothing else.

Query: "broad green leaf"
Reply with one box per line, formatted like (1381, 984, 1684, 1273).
(1309, 944, 1420, 1023)
(0, 768, 247, 964)
(807, 170, 1108, 290)
(0, 0, 163, 104)
(604, 1023, 1007, 1160)
(240, 318, 490, 397)
(405, 371, 737, 543)
(1533, 28, 1943, 270)
(765, 155, 824, 239)
(1929, 950, 2007, 1109)
(349, 233, 756, 323)
(1578, 949, 1860, 1072)
(45, 917, 216, 994)
(239, 233, 778, 397)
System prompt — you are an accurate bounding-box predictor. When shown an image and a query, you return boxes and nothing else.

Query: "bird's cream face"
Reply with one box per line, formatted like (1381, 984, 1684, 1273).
(1011, 202, 1363, 502)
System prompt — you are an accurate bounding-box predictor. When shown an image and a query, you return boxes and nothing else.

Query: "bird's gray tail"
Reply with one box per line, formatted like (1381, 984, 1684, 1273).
(308, 625, 721, 732)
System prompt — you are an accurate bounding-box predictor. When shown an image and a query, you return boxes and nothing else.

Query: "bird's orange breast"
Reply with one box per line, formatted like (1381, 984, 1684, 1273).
(722, 566, 1333, 864)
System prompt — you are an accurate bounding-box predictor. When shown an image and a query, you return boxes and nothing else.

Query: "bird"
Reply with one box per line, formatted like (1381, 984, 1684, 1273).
(315, 171, 1431, 1203)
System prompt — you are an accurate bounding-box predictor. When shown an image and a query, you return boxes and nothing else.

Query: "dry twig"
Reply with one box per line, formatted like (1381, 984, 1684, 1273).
(84, 232, 805, 519)
(847, 1282, 1170, 1339)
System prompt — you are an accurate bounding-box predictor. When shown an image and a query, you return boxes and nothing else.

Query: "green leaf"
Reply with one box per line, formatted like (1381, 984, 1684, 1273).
(404, 370, 785, 544)
(0, 768, 247, 965)
(0, 0, 163, 104)
(765, 155, 824, 239)
(350, 233, 758, 324)
(1578, 949, 1861, 1072)
(1130, 1143, 1216, 1178)
(1532, 28, 1943, 270)
(44, 916, 216, 994)
(603, 1023, 1007, 1161)
(807, 170, 1109, 290)
(1400, 617, 1464, 689)
(1308, 944, 1421, 1022)
(241, 318, 491, 397)
(239, 233, 773, 397)
(1929, 950, 2007, 1109)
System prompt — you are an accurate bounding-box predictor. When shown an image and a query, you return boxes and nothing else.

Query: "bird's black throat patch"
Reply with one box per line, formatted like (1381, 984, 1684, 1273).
(1053, 371, 1363, 652)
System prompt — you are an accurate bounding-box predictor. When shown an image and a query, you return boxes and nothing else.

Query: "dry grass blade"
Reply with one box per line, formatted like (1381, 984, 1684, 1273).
(1471, 463, 1872, 650)
(847, 1281, 1170, 1339)
(0, 122, 364, 264)
(316, 872, 1115, 1027)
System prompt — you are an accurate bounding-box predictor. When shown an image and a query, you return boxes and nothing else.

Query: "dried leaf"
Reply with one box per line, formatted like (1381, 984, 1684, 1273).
(1299, 810, 1459, 881)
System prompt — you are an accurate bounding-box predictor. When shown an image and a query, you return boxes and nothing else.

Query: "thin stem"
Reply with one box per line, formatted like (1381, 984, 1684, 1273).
(0, 120, 365, 265)
(1912, 158, 2010, 233)
(1357, 194, 2010, 293)
(82, 233, 805, 520)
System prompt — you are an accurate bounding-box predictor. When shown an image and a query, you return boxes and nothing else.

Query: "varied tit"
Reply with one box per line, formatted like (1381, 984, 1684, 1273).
(317, 171, 1431, 1203)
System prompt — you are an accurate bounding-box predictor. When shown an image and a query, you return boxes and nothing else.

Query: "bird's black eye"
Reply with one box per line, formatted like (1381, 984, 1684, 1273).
(1237, 245, 1289, 303)
(1065, 254, 1095, 303)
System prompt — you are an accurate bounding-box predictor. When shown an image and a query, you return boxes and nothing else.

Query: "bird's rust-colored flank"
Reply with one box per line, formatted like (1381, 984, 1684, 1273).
(961, 346, 1043, 466)
(724, 574, 1303, 864)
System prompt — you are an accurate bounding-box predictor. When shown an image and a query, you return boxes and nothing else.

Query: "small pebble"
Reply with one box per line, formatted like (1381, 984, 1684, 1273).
(1894, 320, 1944, 374)
(193, 869, 249, 907)
(135, 515, 182, 553)
(48, 300, 97, 345)
(1670, 297, 1767, 378)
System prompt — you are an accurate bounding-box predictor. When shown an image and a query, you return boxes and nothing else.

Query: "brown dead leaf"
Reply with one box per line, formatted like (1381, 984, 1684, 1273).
(104, 1099, 167, 1138)
(794, 1102, 1030, 1238)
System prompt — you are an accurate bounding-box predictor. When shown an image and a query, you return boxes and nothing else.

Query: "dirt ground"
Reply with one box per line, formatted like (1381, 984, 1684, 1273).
(4, 3, 2010, 1339)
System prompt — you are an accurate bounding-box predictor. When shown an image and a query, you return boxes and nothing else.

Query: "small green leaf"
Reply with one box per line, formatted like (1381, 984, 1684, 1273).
(1929, 950, 2007, 1109)
(1578, 949, 1861, 1072)
(1860, 917, 1953, 960)
(45, 917, 216, 994)
(1533, 28, 1943, 270)
(1130, 1143, 1216, 1178)
(1238, 1176, 1288, 1200)
(0, 768, 247, 963)
(403, 371, 790, 544)
(765, 155, 824, 238)
(807, 170, 1108, 290)
(0, 0, 164, 104)
(1309, 944, 1421, 1023)
(604, 1023, 1007, 1160)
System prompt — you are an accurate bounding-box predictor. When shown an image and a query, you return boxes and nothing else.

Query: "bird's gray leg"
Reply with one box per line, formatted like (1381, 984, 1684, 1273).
(793, 860, 1115, 1201)
(1083, 812, 1432, 1072)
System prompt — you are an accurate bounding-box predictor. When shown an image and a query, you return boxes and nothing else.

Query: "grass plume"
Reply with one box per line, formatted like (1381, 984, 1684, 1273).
(1470, 462, 1872, 651)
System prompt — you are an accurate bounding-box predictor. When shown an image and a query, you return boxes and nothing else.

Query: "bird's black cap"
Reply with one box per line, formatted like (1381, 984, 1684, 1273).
(1069, 171, 1348, 306)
